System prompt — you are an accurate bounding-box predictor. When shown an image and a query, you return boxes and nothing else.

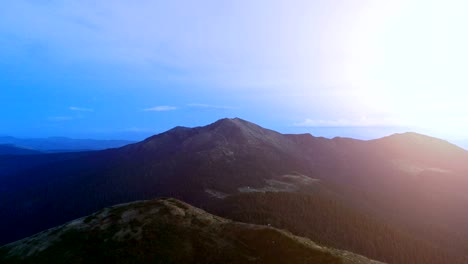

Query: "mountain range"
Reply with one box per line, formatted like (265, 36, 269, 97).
(0, 136, 135, 153)
(1, 118, 468, 263)
(0, 145, 42, 155)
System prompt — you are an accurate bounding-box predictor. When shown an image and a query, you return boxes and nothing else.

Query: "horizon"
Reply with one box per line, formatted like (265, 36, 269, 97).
(2, 116, 468, 151)
(0, 116, 434, 141)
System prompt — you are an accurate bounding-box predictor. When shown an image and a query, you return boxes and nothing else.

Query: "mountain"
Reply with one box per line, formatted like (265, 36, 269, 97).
(2, 118, 468, 263)
(0, 136, 135, 152)
(0, 198, 382, 264)
(0, 144, 42, 155)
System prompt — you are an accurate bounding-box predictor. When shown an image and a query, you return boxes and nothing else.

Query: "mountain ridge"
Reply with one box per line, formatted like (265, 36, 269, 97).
(0, 136, 135, 153)
(0, 198, 383, 264)
(0, 144, 42, 155)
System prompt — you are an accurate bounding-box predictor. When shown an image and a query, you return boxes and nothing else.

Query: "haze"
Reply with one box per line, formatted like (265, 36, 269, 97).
(1, 0, 466, 141)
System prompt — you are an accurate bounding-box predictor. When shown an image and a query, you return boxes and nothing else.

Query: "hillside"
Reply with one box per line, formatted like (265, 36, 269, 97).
(0, 144, 42, 155)
(208, 192, 461, 264)
(0, 198, 382, 264)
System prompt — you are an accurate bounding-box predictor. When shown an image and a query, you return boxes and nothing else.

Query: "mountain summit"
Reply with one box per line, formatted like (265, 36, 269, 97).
(137, 117, 292, 151)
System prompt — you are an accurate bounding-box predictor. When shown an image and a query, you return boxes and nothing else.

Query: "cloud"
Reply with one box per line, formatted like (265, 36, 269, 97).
(69, 106, 93, 112)
(187, 103, 235, 110)
(143, 106, 177, 112)
(0, 0, 341, 87)
(122, 127, 154, 132)
(48, 116, 74, 121)
(294, 117, 402, 127)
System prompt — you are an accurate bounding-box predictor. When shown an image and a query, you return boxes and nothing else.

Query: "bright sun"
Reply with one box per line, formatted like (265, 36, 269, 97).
(339, 0, 468, 137)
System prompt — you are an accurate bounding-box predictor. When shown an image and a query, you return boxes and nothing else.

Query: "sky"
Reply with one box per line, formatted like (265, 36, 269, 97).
(1, 0, 468, 141)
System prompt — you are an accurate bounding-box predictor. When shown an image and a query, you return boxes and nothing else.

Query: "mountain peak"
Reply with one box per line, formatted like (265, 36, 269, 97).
(386, 132, 437, 140)
(136, 117, 272, 154)
(205, 117, 289, 146)
(209, 117, 252, 128)
(377, 132, 462, 150)
(371, 131, 468, 168)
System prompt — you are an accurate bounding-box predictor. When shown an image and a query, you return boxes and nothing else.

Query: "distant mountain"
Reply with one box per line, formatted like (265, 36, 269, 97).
(0, 198, 382, 264)
(2, 118, 468, 263)
(0, 144, 42, 155)
(0, 136, 135, 152)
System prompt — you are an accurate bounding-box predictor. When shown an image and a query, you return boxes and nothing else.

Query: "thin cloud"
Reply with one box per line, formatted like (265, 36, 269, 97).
(49, 116, 74, 121)
(122, 127, 153, 132)
(143, 106, 177, 112)
(294, 117, 402, 127)
(69, 106, 93, 112)
(187, 103, 235, 110)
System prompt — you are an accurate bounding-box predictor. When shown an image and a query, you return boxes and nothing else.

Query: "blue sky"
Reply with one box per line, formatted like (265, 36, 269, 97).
(1, 0, 467, 141)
